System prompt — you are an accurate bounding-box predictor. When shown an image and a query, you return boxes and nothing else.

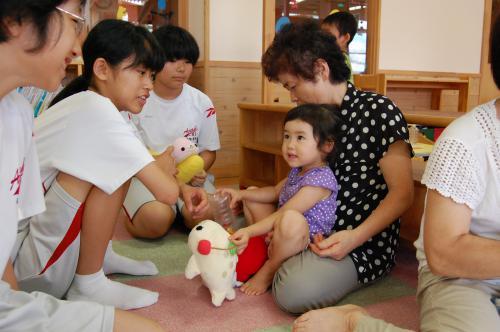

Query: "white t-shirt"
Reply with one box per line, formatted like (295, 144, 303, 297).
(0, 91, 45, 276)
(34, 90, 154, 195)
(415, 100, 500, 283)
(131, 84, 220, 154)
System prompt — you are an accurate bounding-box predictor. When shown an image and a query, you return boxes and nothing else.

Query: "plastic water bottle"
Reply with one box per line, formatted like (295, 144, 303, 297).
(208, 192, 236, 231)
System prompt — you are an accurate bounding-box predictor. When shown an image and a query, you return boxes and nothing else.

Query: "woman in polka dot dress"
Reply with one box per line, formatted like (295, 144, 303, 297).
(261, 20, 414, 313)
(222, 104, 343, 296)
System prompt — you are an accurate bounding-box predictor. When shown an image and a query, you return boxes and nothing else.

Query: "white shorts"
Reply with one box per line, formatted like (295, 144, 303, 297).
(14, 180, 82, 298)
(0, 280, 114, 332)
(123, 175, 216, 219)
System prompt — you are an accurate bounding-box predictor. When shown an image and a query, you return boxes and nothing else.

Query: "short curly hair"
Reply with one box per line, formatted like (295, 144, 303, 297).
(262, 20, 350, 84)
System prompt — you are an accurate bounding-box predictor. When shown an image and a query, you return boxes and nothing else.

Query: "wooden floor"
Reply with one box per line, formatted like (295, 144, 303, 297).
(214, 176, 239, 188)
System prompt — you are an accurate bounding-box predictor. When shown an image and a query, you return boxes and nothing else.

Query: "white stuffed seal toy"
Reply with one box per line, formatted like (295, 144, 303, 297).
(185, 220, 239, 306)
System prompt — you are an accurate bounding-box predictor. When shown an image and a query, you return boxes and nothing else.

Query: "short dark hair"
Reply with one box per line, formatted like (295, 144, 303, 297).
(51, 19, 164, 106)
(0, 0, 87, 52)
(153, 25, 199, 65)
(491, 13, 500, 89)
(284, 104, 343, 165)
(262, 20, 350, 84)
(322, 11, 358, 45)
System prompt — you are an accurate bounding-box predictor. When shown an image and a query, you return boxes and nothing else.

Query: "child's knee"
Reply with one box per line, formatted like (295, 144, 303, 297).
(275, 210, 308, 238)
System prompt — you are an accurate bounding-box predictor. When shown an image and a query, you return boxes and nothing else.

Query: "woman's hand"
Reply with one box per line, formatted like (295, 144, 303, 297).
(229, 228, 250, 254)
(309, 231, 360, 260)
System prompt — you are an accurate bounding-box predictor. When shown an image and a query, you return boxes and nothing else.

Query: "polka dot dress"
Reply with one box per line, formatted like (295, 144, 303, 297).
(278, 166, 338, 238)
(331, 83, 413, 284)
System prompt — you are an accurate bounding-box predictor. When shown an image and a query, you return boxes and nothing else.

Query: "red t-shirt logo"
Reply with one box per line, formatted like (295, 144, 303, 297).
(205, 107, 216, 118)
(10, 160, 25, 196)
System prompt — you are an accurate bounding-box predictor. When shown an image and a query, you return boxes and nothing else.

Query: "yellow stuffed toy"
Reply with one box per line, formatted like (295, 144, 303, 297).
(172, 137, 205, 184)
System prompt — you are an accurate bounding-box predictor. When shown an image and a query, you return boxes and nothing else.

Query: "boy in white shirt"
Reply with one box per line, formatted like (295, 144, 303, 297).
(124, 25, 220, 239)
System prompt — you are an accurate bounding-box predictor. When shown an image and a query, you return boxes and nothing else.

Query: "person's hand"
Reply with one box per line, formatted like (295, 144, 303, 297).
(189, 170, 207, 187)
(229, 228, 250, 254)
(181, 185, 209, 219)
(156, 146, 178, 176)
(264, 230, 274, 244)
(217, 188, 243, 210)
(309, 230, 359, 260)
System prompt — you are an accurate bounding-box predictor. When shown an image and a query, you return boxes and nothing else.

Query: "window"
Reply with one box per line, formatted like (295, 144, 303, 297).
(274, 0, 368, 73)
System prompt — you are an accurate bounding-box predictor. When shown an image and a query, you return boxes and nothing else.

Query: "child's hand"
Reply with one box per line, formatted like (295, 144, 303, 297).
(189, 170, 207, 187)
(217, 188, 242, 210)
(229, 228, 250, 254)
(157, 146, 178, 176)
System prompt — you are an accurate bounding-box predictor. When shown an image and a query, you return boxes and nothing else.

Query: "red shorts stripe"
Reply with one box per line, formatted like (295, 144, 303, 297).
(39, 203, 85, 275)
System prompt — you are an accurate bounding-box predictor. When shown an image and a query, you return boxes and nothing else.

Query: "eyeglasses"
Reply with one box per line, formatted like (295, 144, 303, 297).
(56, 6, 85, 35)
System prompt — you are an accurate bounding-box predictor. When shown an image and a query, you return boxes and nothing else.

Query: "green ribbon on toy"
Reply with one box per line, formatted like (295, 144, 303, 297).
(228, 243, 237, 255)
(211, 242, 237, 255)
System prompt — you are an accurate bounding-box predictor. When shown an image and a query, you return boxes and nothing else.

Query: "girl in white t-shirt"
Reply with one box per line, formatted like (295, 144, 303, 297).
(0, 1, 163, 331)
(13, 19, 208, 312)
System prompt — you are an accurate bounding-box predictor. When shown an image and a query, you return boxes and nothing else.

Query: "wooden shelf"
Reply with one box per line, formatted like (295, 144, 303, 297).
(241, 142, 282, 155)
(354, 73, 479, 112)
(402, 109, 463, 127)
(239, 104, 292, 187)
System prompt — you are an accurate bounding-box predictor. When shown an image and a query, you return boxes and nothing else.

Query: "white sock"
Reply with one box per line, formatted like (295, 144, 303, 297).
(66, 269, 159, 310)
(103, 241, 158, 276)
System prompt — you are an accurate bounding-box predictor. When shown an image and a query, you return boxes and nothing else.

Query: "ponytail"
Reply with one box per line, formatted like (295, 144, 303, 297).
(49, 75, 90, 107)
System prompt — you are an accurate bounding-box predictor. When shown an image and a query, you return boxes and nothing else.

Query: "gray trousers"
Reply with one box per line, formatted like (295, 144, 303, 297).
(272, 249, 361, 314)
(355, 266, 500, 332)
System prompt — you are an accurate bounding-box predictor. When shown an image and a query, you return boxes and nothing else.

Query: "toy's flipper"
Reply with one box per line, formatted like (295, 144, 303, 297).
(185, 255, 200, 279)
(226, 287, 236, 301)
(210, 290, 226, 307)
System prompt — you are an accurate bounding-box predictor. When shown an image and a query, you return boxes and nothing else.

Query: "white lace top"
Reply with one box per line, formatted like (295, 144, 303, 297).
(415, 100, 500, 280)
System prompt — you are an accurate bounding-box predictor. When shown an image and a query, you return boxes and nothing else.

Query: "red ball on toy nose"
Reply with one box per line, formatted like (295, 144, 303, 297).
(197, 240, 211, 255)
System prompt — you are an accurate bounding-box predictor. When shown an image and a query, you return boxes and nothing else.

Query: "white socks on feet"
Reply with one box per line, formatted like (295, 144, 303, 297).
(103, 242, 158, 276)
(66, 269, 159, 310)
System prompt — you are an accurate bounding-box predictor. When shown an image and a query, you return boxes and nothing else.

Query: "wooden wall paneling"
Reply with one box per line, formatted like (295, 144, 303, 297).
(188, 65, 206, 92)
(207, 66, 262, 178)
